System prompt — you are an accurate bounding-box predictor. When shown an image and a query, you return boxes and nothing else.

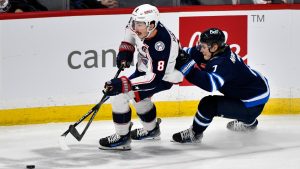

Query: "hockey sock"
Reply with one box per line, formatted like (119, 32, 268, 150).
(192, 110, 212, 134)
(137, 105, 157, 131)
(113, 109, 132, 135)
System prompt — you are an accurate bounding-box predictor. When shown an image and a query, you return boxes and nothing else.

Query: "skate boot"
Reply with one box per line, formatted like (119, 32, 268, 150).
(172, 127, 203, 143)
(99, 122, 133, 150)
(227, 119, 258, 132)
(131, 118, 161, 140)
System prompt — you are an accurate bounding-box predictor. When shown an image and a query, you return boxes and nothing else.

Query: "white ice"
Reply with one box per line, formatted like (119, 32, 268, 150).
(0, 115, 300, 169)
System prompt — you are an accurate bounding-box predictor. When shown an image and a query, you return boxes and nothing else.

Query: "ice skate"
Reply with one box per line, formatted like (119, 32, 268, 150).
(99, 122, 133, 150)
(227, 119, 258, 132)
(172, 127, 203, 143)
(131, 118, 161, 140)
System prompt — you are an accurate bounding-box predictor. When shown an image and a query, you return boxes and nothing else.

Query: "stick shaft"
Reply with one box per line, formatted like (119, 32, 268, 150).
(61, 67, 122, 138)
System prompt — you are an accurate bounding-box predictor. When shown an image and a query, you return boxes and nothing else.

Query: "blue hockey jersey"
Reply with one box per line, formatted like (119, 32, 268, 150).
(184, 45, 270, 108)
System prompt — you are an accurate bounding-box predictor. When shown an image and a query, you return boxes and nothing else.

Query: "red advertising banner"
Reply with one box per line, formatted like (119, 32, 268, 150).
(179, 15, 248, 86)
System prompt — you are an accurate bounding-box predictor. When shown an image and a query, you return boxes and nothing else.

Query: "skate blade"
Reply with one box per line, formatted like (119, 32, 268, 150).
(227, 128, 257, 132)
(170, 139, 201, 144)
(145, 136, 161, 140)
(98, 145, 131, 151)
(132, 137, 161, 141)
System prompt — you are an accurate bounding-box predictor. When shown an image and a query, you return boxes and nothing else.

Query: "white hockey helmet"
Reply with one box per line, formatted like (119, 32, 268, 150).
(131, 4, 160, 38)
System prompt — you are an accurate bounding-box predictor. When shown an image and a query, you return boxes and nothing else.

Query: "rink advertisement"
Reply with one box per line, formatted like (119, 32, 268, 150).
(0, 5, 300, 125)
(179, 15, 248, 86)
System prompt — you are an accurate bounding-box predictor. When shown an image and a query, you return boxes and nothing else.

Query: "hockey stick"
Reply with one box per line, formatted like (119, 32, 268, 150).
(60, 67, 122, 142)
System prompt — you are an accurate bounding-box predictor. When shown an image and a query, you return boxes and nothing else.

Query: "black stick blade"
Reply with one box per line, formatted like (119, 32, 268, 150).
(69, 125, 83, 141)
(61, 128, 70, 137)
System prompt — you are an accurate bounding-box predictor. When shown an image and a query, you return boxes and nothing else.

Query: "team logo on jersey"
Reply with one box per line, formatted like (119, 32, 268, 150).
(155, 41, 165, 51)
(179, 15, 248, 86)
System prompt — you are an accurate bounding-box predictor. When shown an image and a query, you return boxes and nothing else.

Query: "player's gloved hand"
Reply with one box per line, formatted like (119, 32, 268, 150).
(175, 49, 196, 76)
(117, 41, 135, 70)
(104, 76, 132, 96)
(190, 45, 203, 63)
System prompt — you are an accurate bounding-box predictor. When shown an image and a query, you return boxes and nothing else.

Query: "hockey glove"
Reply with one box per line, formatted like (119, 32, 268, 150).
(104, 76, 132, 96)
(175, 49, 196, 76)
(117, 41, 135, 70)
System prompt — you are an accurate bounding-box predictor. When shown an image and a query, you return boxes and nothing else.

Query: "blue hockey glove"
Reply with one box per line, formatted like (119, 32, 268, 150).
(104, 76, 132, 96)
(175, 49, 196, 76)
(117, 41, 135, 70)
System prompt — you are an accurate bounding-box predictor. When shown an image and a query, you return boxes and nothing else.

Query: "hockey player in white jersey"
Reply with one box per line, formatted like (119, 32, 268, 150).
(99, 4, 183, 150)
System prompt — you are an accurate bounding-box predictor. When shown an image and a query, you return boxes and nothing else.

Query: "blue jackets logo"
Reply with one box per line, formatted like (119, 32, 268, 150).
(155, 41, 165, 51)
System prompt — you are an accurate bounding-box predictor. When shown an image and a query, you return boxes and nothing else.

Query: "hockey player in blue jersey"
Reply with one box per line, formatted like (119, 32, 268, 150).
(99, 4, 183, 150)
(172, 28, 270, 143)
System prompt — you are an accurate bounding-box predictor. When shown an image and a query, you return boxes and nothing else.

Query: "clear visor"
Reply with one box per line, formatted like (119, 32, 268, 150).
(130, 20, 147, 31)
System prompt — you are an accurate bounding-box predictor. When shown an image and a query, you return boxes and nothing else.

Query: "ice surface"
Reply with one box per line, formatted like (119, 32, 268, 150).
(0, 115, 300, 169)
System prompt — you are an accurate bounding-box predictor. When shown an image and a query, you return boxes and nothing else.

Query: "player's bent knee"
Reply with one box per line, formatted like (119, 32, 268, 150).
(133, 98, 153, 114)
(111, 94, 130, 113)
(198, 96, 218, 118)
(138, 104, 157, 123)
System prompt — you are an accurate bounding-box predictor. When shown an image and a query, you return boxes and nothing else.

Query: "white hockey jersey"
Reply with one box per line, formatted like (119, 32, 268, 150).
(123, 22, 183, 91)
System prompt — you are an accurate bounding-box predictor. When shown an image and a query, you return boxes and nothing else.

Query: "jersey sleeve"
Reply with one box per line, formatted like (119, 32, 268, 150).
(162, 38, 183, 84)
(186, 59, 233, 92)
(183, 46, 206, 65)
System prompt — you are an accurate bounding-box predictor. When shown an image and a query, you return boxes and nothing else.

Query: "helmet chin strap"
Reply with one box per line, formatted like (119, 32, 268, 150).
(145, 25, 155, 39)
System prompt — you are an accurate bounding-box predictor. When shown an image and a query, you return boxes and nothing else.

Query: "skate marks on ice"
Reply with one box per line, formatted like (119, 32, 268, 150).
(1, 130, 300, 169)
(1, 116, 300, 169)
(0, 143, 183, 169)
